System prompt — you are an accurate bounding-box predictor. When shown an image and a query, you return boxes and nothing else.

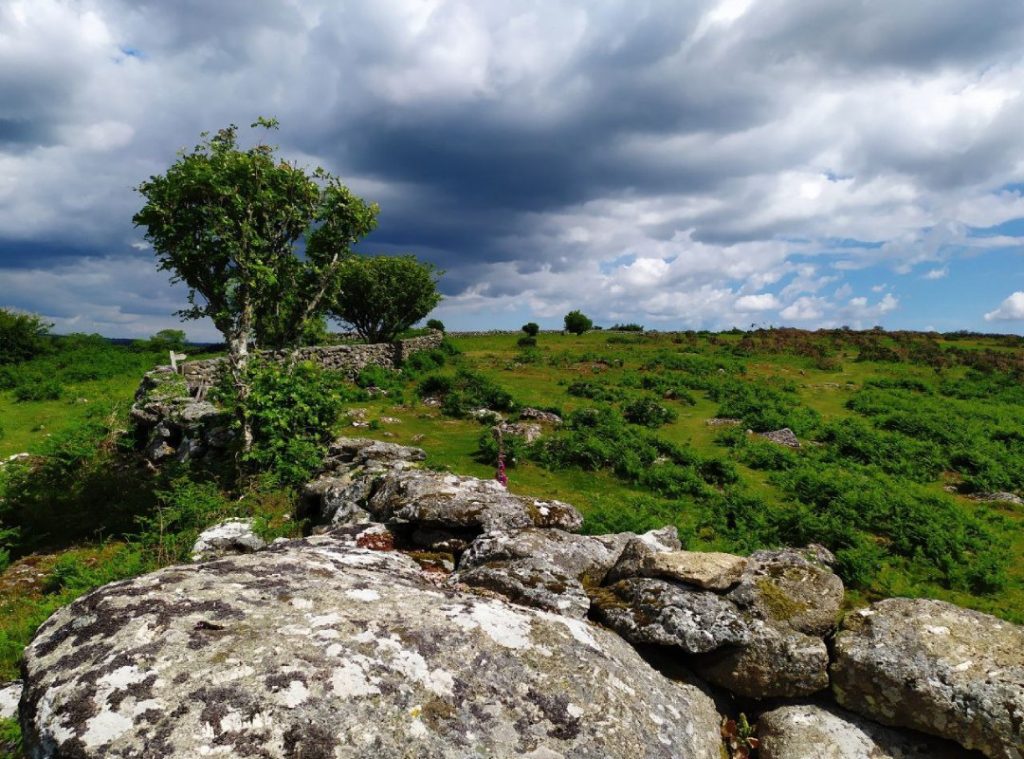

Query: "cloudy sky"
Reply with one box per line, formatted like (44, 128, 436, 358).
(2, 0, 1024, 340)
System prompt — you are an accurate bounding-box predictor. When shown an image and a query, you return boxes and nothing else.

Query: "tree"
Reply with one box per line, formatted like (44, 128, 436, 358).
(329, 255, 442, 344)
(133, 119, 378, 449)
(522, 322, 539, 336)
(426, 319, 445, 333)
(0, 308, 52, 364)
(563, 310, 593, 335)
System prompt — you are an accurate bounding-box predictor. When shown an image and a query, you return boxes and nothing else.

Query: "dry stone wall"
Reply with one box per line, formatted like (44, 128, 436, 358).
(178, 330, 443, 390)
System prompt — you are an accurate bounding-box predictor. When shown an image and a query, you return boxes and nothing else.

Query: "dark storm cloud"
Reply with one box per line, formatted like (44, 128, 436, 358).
(2, 0, 1024, 335)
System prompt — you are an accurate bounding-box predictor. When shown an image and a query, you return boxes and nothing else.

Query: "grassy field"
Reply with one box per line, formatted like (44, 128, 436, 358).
(0, 327, 1022, 699)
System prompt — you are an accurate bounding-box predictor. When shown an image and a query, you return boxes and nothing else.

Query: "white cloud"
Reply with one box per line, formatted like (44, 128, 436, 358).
(923, 267, 949, 280)
(985, 292, 1024, 321)
(734, 293, 780, 312)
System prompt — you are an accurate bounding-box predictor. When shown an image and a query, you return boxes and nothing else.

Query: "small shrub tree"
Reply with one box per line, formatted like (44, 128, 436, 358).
(0, 308, 52, 364)
(563, 310, 592, 335)
(329, 255, 442, 344)
(426, 319, 445, 333)
(522, 322, 539, 336)
(134, 118, 378, 449)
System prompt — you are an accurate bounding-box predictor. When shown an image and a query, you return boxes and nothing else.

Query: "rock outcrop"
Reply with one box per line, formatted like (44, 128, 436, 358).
(758, 703, 982, 758)
(832, 598, 1024, 759)
(18, 436, 1024, 758)
(21, 535, 723, 758)
(592, 546, 843, 698)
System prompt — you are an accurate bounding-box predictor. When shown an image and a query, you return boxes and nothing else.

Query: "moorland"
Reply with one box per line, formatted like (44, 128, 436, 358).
(2, 326, 1023, 708)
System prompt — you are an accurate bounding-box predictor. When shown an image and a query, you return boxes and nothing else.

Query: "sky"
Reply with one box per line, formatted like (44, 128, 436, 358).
(1, 0, 1024, 341)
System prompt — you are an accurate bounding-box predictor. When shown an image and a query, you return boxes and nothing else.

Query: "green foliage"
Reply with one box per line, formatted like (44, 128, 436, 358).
(330, 255, 443, 343)
(712, 379, 820, 435)
(134, 478, 236, 565)
(0, 717, 21, 758)
(0, 308, 52, 365)
(13, 377, 63, 402)
(131, 328, 188, 353)
(770, 463, 1009, 593)
(0, 416, 159, 553)
(135, 120, 378, 360)
(567, 379, 620, 402)
(417, 369, 516, 417)
(517, 335, 537, 348)
(522, 322, 540, 336)
(426, 318, 445, 332)
(609, 323, 644, 332)
(42, 545, 150, 595)
(563, 310, 593, 335)
(226, 359, 346, 485)
(622, 395, 678, 428)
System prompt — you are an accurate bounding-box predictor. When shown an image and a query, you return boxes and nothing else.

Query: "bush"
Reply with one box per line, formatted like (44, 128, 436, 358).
(402, 348, 447, 376)
(609, 323, 644, 332)
(0, 417, 159, 553)
(417, 369, 516, 417)
(0, 308, 52, 365)
(521, 322, 539, 336)
(356, 364, 404, 398)
(517, 336, 537, 348)
(563, 310, 593, 335)
(230, 360, 345, 485)
(622, 395, 677, 428)
(567, 380, 620, 402)
(426, 319, 445, 332)
(13, 377, 63, 402)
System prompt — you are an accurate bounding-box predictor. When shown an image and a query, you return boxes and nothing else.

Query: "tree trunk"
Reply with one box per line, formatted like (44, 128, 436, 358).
(228, 321, 254, 454)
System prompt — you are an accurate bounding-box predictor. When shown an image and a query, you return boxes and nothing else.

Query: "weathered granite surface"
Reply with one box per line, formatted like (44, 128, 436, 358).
(21, 536, 723, 758)
(832, 598, 1024, 759)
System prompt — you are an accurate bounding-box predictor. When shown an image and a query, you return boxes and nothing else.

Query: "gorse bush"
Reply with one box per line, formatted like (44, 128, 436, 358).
(521, 322, 539, 336)
(13, 377, 63, 402)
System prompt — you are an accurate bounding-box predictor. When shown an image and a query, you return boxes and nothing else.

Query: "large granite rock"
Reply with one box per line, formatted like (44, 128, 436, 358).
(21, 536, 723, 758)
(832, 598, 1024, 759)
(592, 545, 843, 698)
(604, 527, 682, 583)
(758, 703, 982, 759)
(453, 559, 591, 617)
(0, 680, 21, 720)
(368, 469, 583, 534)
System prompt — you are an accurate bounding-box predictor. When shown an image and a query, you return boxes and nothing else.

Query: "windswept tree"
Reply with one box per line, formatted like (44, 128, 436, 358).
(329, 255, 442, 344)
(133, 119, 378, 449)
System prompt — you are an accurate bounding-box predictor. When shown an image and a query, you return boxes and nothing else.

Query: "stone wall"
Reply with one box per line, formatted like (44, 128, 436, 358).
(178, 330, 443, 391)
